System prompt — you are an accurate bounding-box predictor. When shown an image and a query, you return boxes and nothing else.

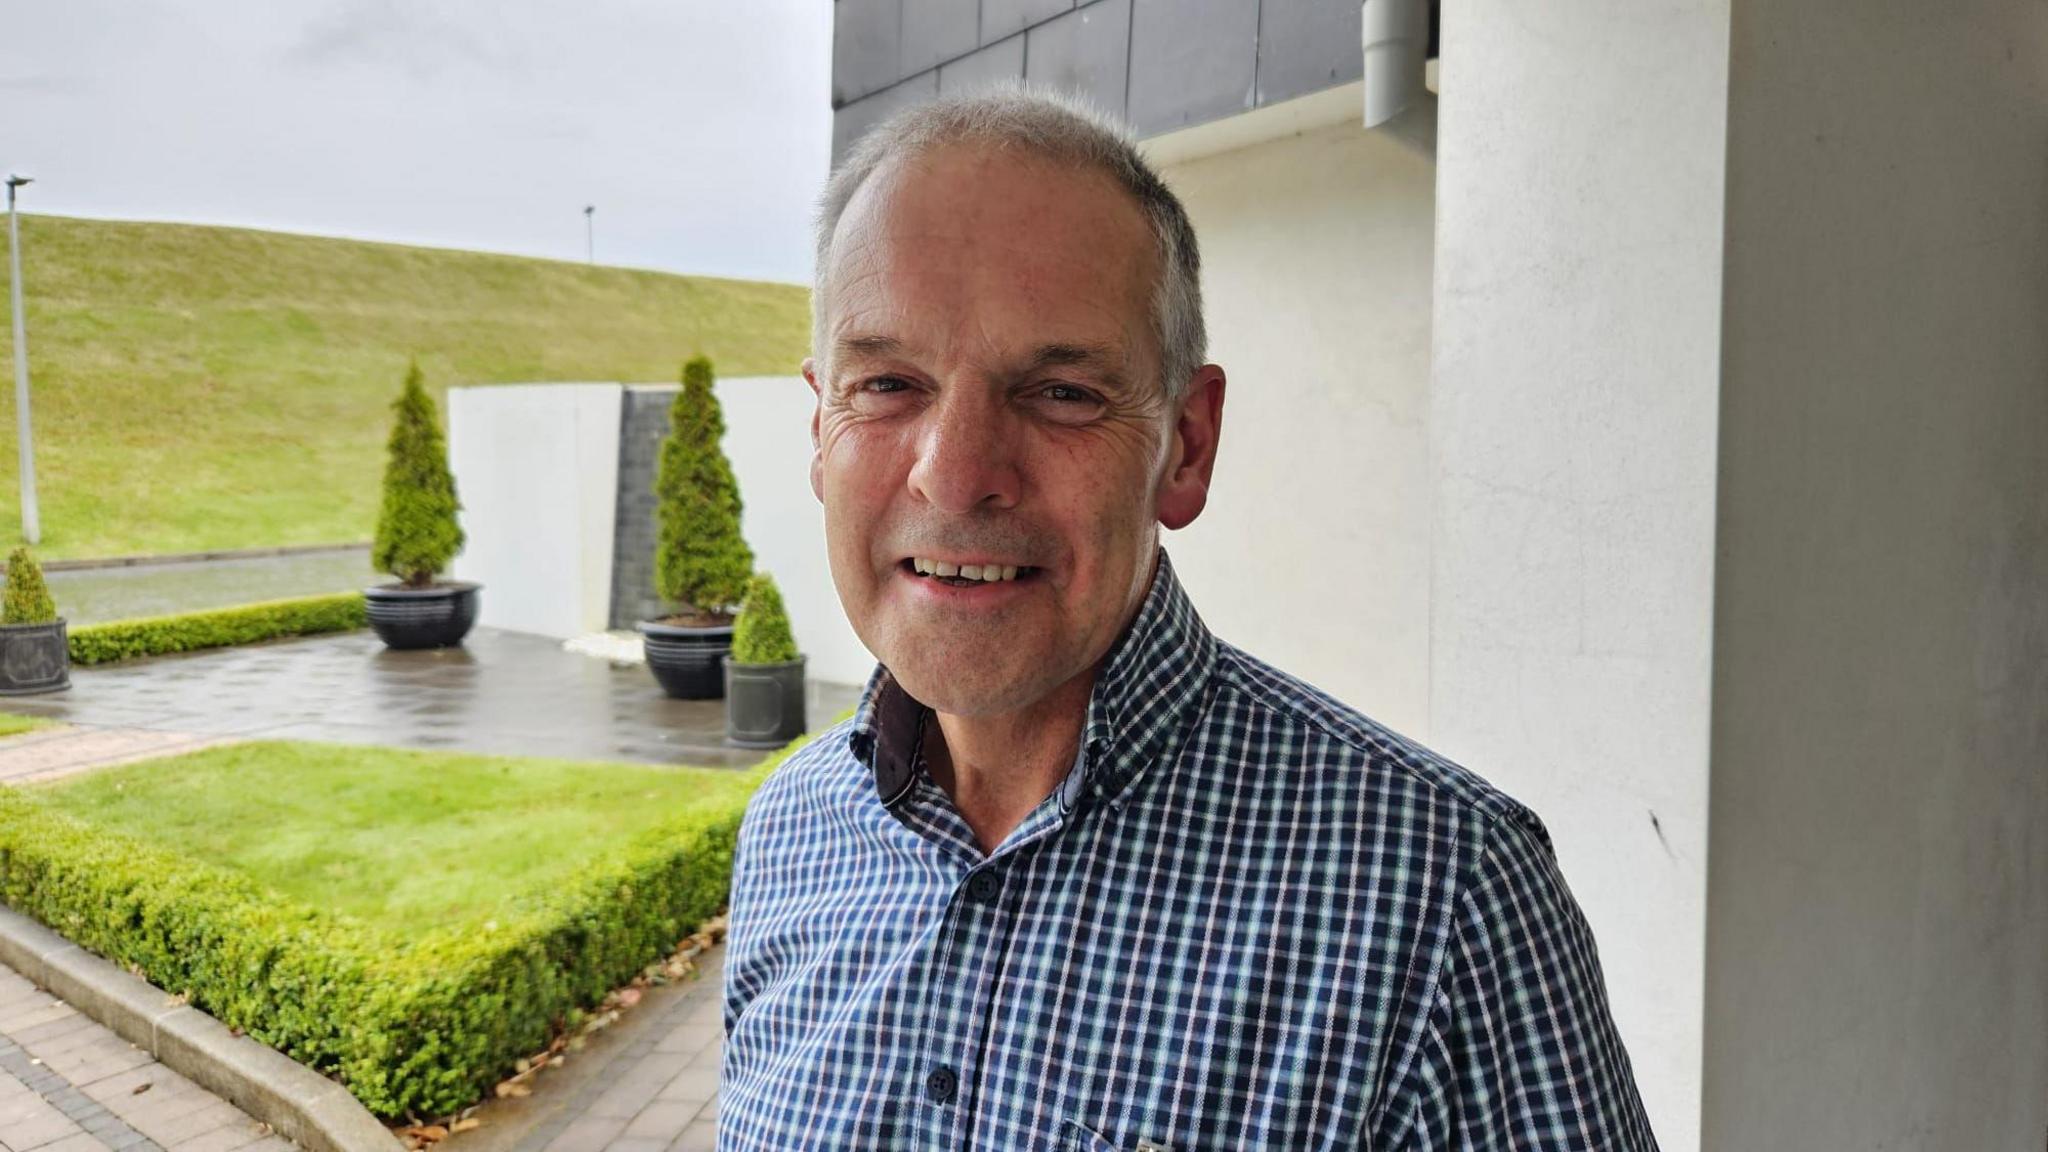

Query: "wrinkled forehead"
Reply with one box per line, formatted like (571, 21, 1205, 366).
(816, 144, 1160, 366)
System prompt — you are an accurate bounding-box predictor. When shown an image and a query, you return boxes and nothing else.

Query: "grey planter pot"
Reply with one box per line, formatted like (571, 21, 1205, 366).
(364, 581, 481, 649)
(724, 656, 806, 748)
(639, 619, 733, 699)
(0, 618, 69, 695)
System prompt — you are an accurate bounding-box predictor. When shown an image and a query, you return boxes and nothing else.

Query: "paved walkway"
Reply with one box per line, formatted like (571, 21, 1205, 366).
(0, 963, 294, 1152)
(0, 727, 229, 787)
(440, 951, 726, 1152)
(46, 549, 375, 628)
(1, 628, 859, 771)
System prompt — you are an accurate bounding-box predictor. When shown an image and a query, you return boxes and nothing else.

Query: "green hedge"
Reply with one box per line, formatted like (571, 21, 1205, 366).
(68, 592, 367, 666)
(0, 745, 793, 1119)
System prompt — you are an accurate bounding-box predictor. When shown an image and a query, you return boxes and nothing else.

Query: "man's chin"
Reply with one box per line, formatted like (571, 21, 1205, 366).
(884, 658, 1050, 719)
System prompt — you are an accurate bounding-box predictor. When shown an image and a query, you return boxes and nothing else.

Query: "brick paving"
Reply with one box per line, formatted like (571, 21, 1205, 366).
(0, 727, 230, 786)
(0, 963, 293, 1152)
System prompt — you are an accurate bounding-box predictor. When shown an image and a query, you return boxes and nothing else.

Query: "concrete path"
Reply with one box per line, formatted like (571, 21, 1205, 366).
(0, 963, 295, 1152)
(1, 628, 859, 771)
(47, 550, 375, 628)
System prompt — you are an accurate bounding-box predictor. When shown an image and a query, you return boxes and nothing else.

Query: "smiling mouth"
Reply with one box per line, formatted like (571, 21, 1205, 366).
(902, 557, 1039, 587)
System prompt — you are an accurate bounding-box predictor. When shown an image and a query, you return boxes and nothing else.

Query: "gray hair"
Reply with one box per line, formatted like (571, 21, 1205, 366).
(812, 84, 1206, 403)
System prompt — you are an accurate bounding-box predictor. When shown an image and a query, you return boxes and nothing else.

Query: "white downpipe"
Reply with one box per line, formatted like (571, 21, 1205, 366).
(1362, 0, 1429, 127)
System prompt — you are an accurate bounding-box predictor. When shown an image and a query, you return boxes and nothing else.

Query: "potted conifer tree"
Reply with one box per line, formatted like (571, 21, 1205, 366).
(725, 571, 804, 747)
(638, 355, 753, 699)
(0, 547, 68, 694)
(364, 361, 480, 649)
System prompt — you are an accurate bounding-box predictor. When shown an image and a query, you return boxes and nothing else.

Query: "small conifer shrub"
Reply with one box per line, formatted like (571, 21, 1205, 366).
(372, 361, 466, 587)
(2, 547, 57, 625)
(731, 572, 798, 664)
(653, 356, 752, 621)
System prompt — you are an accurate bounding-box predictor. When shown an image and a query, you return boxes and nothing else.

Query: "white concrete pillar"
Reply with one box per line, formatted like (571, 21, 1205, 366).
(1700, 0, 2048, 1146)
(1427, 1, 1732, 1146)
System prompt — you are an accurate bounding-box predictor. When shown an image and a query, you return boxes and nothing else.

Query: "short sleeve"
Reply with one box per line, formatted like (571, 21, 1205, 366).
(1381, 808, 1661, 1151)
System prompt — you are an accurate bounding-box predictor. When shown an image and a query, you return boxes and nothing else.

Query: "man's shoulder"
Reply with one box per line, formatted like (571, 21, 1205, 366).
(742, 720, 866, 829)
(1204, 641, 1541, 838)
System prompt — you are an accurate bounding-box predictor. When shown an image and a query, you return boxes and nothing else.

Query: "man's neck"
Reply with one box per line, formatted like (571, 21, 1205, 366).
(924, 673, 1093, 857)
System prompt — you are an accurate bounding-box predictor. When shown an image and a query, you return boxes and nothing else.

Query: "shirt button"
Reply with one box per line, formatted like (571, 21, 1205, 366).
(966, 869, 1003, 905)
(925, 1065, 958, 1104)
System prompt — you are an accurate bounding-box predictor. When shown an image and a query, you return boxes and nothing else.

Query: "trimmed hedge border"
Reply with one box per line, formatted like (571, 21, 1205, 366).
(69, 592, 367, 665)
(0, 738, 806, 1120)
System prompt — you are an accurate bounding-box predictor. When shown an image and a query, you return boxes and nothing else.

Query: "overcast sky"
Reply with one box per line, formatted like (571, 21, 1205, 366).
(0, 0, 833, 284)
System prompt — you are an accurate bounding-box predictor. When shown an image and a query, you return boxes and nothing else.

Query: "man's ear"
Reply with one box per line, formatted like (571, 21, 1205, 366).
(1156, 365, 1226, 531)
(802, 357, 825, 505)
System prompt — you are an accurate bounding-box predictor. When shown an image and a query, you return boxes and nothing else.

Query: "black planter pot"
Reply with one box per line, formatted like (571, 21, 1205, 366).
(639, 619, 734, 700)
(724, 656, 806, 748)
(364, 581, 481, 650)
(0, 619, 69, 695)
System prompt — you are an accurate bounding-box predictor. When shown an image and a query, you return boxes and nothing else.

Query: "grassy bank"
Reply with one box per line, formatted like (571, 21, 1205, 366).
(0, 214, 809, 561)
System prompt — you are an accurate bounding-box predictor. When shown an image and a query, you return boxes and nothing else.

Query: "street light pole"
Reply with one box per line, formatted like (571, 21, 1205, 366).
(584, 204, 594, 265)
(5, 175, 38, 546)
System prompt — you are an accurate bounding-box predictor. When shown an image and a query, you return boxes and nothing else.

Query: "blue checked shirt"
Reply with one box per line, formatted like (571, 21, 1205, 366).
(720, 551, 1658, 1150)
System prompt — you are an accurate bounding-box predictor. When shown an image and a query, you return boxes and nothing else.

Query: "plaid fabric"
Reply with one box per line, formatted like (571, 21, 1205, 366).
(720, 551, 1658, 1151)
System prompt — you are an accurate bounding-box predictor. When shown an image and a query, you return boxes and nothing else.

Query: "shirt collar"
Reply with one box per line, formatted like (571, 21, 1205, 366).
(848, 548, 1217, 813)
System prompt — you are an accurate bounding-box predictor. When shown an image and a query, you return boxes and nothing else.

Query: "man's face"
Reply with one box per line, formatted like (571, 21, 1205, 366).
(804, 144, 1217, 718)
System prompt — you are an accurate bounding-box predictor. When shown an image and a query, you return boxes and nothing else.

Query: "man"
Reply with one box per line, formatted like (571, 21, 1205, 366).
(720, 87, 1658, 1151)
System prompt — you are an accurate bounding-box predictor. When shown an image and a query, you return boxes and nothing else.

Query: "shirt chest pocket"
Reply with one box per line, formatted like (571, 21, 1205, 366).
(1060, 1118, 1179, 1152)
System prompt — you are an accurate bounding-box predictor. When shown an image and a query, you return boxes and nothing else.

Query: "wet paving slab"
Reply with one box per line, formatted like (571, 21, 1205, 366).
(1, 627, 863, 770)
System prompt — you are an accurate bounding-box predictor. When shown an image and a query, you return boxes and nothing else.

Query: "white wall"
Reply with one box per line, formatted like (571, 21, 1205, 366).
(1428, 1, 1732, 1145)
(1701, 0, 2048, 1145)
(448, 383, 622, 640)
(1154, 112, 1437, 741)
(716, 376, 875, 688)
(449, 378, 873, 685)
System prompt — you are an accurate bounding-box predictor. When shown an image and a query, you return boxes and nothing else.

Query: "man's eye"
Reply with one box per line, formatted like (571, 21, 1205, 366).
(863, 376, 910, 394)
(1039, 383, 1100, 404)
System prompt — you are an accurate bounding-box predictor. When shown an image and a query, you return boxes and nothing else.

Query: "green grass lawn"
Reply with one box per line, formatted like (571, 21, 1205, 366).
(29, 739, 758, 935)
(0, 711, 51, 737)
(0, 214, 811, 562)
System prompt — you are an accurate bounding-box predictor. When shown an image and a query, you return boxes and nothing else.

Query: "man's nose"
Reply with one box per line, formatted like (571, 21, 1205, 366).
(907, 387, 1021, 513)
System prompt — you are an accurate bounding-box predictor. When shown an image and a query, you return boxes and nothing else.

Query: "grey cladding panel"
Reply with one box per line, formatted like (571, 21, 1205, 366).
(981, 0, 1075, 44)
(832, 70, 941, 166)
(1125, 0, 1258, 136)
(1257, 0, 1365, 104)
(901, 0, 979, 75)
(833, 0, 901, 105)
(940, 34, 1026, 96)
(1024, 0, 1130, 119)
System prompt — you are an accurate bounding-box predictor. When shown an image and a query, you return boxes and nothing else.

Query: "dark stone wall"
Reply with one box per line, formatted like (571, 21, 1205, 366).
(607, 386, 680, 629)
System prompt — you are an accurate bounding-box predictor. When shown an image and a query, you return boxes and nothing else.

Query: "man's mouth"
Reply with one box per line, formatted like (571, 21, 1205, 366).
(903, 557, 1039, 587)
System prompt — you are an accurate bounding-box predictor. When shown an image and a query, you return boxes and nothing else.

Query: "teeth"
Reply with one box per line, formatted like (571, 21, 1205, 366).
(911, 558, 1026, 582)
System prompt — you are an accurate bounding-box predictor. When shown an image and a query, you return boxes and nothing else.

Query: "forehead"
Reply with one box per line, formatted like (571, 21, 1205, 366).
(821, 144, 1158, 360)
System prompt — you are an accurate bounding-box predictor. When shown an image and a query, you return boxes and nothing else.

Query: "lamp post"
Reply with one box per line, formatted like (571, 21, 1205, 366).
(584, 204, 595, 265)
(5, 175, 37, 546)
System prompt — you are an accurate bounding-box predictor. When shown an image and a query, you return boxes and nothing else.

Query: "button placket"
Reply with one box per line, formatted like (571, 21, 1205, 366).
(965, 867, 1004, 906)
